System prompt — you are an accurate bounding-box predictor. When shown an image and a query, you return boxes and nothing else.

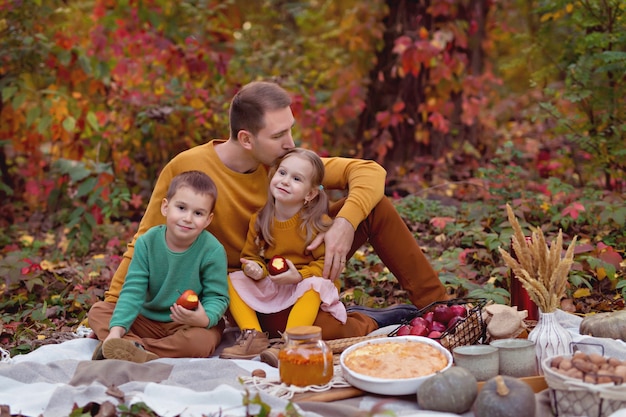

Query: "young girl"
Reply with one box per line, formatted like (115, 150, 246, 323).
(220, 148, 347, 359)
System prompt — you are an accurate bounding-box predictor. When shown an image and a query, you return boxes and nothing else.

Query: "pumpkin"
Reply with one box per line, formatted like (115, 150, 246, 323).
(473, 375, 535, 417)
(416, 366, 477, 414)
(579, 310, 626, 342)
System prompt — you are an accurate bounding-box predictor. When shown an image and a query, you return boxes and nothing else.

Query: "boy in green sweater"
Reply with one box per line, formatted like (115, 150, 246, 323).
(92, 170, 229, 362)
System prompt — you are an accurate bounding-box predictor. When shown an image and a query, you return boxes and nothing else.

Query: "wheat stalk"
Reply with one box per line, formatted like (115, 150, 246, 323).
(498, 203, 578, 313)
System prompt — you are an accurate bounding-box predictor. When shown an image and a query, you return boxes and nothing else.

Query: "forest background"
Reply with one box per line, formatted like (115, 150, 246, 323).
(0, 0, 625, 358)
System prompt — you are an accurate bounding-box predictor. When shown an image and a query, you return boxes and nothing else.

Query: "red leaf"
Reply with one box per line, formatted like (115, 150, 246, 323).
(561, 202, 585, 220)
(599, 247, 623, 268)
(430, 216, 455, 229)
(428, 112, 450, 133)
(129, 193, 143, 209)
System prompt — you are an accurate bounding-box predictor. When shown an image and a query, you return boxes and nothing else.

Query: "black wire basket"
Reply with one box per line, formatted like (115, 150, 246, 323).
(388, 297, 488, 352)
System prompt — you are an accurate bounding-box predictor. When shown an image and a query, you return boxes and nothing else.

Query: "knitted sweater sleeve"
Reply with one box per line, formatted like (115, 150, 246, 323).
(321, 157, 386, 229)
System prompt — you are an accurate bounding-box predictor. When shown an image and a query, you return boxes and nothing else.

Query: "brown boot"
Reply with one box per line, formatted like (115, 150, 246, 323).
(102, 338, 159, 363)
(219, 329, 269, 360)
(259, 347, 280, 368)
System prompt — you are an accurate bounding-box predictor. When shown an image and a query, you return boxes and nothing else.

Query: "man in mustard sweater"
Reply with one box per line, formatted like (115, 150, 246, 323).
(88, 81, 448, 353)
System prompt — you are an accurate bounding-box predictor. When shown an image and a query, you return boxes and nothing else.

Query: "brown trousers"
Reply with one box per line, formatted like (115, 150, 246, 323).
(256, 196, 448, 339)
(88, 301, 224, 358)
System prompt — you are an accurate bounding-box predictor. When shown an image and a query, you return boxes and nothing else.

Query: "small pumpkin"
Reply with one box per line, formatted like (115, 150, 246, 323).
(417, 366, 477, 414)
(579, 310, 626, 342)
(473, 375, 535, 417)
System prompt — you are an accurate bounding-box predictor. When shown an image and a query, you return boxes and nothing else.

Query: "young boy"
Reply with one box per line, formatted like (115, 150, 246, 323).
(91, 170, 229, 362)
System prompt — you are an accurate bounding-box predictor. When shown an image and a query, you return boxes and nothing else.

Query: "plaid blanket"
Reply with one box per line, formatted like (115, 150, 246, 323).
(0, 338, 320, 417)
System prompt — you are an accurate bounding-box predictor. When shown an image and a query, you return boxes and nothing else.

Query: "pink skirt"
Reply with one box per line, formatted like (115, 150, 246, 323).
(228, 270, 347, 324)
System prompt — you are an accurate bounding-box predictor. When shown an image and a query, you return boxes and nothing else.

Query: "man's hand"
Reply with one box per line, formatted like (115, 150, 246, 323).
(307, 217, 354, 281)
(268, 259, 302, 285)
(170, 302, 210, 327)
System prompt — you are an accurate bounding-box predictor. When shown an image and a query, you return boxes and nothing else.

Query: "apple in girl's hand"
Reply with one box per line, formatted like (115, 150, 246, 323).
(176, 289, 199, 310)
(268, 255, 288, 275)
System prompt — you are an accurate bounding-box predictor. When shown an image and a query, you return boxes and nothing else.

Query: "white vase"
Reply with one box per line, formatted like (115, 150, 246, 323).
(528, 310, 573, 375)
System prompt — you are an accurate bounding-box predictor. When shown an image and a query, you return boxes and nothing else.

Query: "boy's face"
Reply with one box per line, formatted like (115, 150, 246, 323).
(160, 186, 214, 248)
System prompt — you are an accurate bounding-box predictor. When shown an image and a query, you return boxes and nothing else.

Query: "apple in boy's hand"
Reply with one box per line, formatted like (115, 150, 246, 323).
(176, 289, 199, 310)
(268, 255, 288, 275)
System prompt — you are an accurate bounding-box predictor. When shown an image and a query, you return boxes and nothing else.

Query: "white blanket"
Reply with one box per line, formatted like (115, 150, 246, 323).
(2, 311, 623, 417)
(0, 337, 308, 417)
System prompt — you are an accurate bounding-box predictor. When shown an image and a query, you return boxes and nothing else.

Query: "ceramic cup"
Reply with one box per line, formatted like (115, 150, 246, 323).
(452, 345, 499, 381)
(490, 338, 537, 378)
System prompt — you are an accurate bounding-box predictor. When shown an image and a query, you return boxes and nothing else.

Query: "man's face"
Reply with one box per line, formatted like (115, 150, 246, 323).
(250, 107, 296, 166)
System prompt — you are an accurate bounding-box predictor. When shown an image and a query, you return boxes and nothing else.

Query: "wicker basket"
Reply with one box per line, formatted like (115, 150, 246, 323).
(542, 356, 626, 417)
(388, 297, 488, 352)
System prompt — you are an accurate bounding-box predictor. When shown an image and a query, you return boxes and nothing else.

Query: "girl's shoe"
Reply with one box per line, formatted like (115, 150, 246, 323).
(219, 329, 269, 360)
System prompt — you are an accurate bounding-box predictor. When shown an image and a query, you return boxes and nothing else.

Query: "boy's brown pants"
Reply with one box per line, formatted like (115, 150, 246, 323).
(88, 301, 224, 358)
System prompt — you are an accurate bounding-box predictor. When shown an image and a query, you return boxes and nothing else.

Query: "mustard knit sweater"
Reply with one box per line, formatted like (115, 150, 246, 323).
(241, 212, 326, 278)
(105, 140, 386, 302)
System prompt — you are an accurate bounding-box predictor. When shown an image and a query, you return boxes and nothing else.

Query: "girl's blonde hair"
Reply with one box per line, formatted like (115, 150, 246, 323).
(255, 148, 332, 250)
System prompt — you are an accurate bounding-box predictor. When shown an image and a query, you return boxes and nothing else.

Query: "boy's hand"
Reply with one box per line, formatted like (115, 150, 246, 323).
(170, 302, 210, 327)
(268, 259, 302, 285)
(104, 326, 126, 342)
(241, 258, 264, 280)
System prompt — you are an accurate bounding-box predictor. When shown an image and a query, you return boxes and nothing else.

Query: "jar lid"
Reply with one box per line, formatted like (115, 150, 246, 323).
(286, 325, 322, 340)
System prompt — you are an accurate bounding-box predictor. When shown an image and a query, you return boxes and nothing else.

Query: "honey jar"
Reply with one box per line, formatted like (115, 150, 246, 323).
(278, 325, 333, 387)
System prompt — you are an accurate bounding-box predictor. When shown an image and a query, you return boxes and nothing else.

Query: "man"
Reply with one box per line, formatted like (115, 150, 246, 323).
(88, 81, 447, 354)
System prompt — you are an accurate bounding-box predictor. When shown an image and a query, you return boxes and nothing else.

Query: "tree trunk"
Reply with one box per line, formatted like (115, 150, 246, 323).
(357, 0, 490, 180)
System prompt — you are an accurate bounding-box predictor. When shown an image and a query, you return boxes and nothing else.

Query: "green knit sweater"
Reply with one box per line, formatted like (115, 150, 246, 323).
(110, 225, 229, 330)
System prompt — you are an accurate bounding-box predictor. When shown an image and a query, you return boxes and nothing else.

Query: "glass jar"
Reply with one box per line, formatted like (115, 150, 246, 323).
(278, 325, 333, 387)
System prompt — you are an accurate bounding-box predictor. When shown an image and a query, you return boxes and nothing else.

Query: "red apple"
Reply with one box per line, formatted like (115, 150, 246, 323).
(423, 311, 435, 325)
(432, 304, 454, 324)
(268, 255, 288, 275)
(410, 316, 430, 330)
(410, 322, 429, 337)
(396, 324, 412, 336)
(176, 289, 199, 310)
(449, 304, 467, 318)
(446, 315, 465, 333)
(428, 330, 442, 339)
(430, 320, 447, 332)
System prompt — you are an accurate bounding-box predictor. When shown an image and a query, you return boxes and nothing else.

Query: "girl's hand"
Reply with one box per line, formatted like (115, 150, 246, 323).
(268, 259, 302, 285)
(170, 302, 210, 327)
(241, 258, 265, 280)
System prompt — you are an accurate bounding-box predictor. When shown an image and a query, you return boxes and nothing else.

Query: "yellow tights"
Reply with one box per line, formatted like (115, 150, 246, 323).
(227, 278, 326, 332)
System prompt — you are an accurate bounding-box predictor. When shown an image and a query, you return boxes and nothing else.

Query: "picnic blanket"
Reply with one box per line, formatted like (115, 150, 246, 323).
(2, 311, 624, 417)
(0, 337, 309, 417)
(0, 335, 467, 417)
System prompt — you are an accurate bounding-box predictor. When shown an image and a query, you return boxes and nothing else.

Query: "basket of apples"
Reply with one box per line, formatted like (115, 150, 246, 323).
(389, 298, 487, 352)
